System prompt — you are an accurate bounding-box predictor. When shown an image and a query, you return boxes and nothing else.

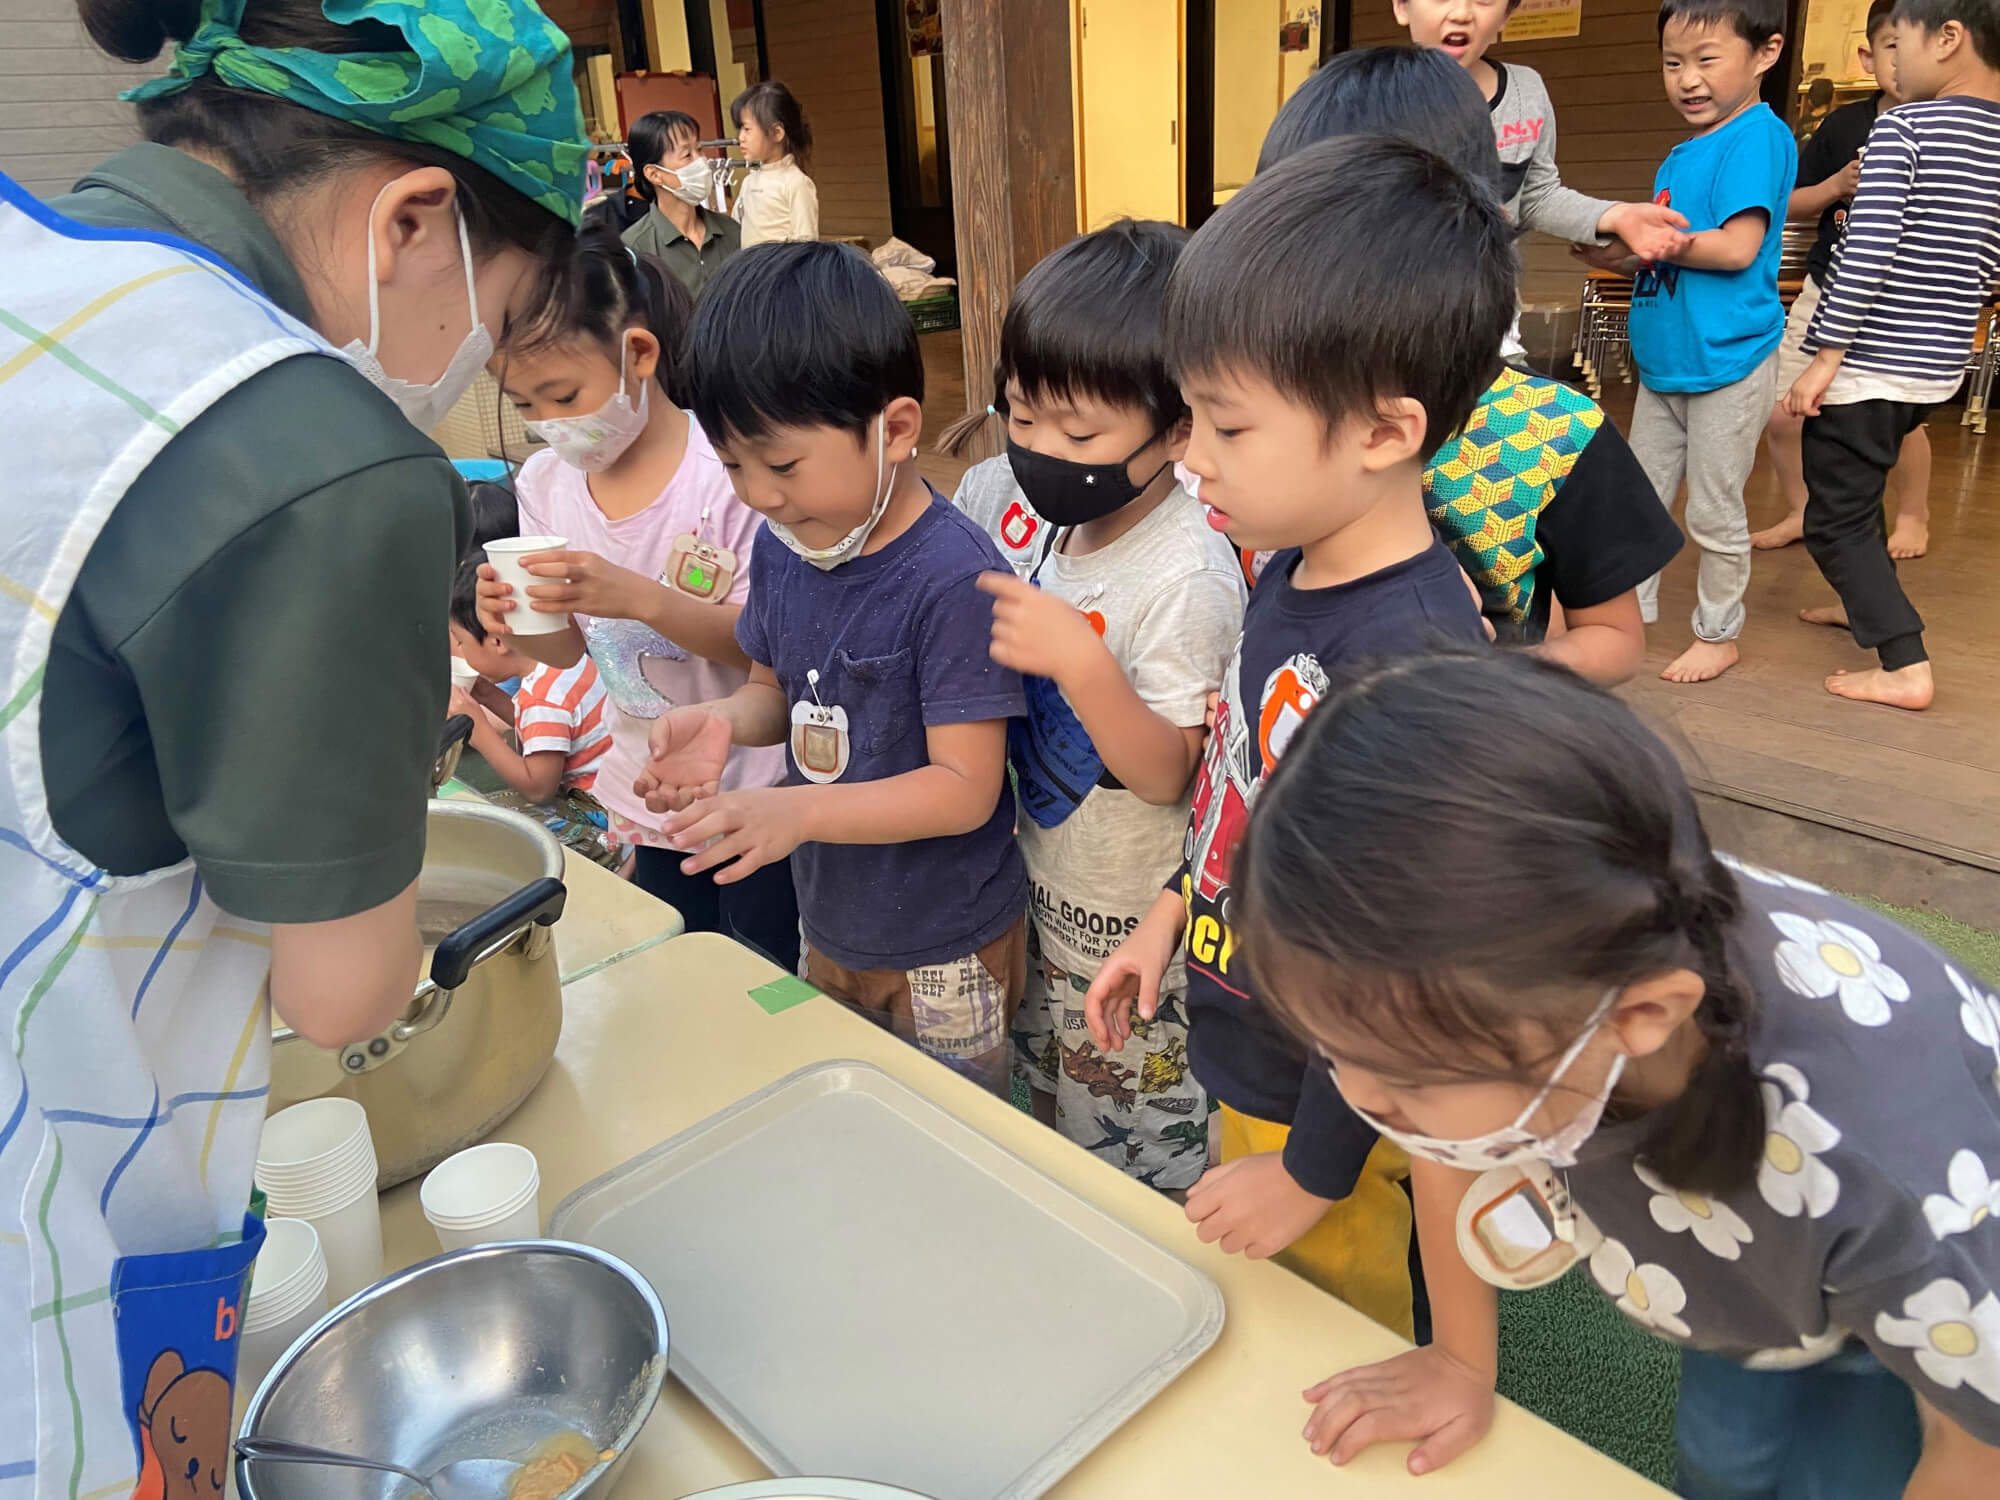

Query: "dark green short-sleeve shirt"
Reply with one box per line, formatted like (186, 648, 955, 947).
(42, 145, 468, 923)
(621, 202, 740, 296)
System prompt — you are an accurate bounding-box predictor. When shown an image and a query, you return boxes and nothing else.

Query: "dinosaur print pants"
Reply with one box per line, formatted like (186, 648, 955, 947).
(1012, 925, 1211, 1192)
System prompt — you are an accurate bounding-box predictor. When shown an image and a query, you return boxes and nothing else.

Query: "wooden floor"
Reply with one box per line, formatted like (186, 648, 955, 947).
(1613, 387, 2000, 892)
(915, 329, 2000, 908)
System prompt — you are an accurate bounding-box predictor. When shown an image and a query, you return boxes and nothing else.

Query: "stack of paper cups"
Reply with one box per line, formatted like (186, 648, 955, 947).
(238, 1217, 329, 1400)
(421, 1142, 541, 1252)
(255, 1098, 383, 1303)
(483, 536, 569, 635)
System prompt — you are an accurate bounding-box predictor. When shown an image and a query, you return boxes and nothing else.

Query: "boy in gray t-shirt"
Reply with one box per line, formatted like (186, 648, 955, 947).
(949, 221, 1246, 1190)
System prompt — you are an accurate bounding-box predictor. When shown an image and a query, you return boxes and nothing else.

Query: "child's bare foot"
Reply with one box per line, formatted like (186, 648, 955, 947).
(1825, 662, 1933, 710)
(1799, 604, 1849, 628)
(1750, 513, 1805, 550)
(1660, 640, 1739, 683)
(1887, 515, 1929, 560)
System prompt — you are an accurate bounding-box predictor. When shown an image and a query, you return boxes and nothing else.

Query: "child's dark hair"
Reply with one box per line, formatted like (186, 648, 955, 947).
(79, 0, 567, 261)
(1257, 46, 1503, 197)
(688, 241, 923, 444)
(730, 80, 813, 171)
(1894, 0, 2000, 65)
(1658, 0, 1787, 46)
(449, 559, 486, 640)
(938, 218, 1189, 458)
(1867, 0, 1897, 37)
(1236, 648, 1765, 1195)
(1167, 135, 1514, 462)
(465, 482, 520, 560)
(628, 110, 702, 204)
(503, 220, 695, 405)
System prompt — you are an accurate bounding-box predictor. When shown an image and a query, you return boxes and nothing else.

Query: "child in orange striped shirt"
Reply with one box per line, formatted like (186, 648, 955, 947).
(450, 563, 617, 832)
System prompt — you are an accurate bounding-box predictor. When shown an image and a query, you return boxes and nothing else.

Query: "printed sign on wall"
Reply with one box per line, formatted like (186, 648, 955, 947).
(1504, 0, 1583, 41)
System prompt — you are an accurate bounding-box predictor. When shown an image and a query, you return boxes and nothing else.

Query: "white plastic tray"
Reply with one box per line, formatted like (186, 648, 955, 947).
(550, 1060, 1224, 1500)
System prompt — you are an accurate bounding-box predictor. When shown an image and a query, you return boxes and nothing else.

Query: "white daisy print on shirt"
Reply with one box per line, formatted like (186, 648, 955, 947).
(1758, 1063, 1841, 1219)
(1924, 1150, 2000, 1240)
(1875, 1278, 2000, 1403)
(1589, 1238, 1691, 1340)
(1771, 912, 1910, 1027)
(1953, 966, 2000, 1054)
(1636, 1160, 1753, 1260)
(1717, 853, 1825, 894)
(1743, 1326, 1851, 1372)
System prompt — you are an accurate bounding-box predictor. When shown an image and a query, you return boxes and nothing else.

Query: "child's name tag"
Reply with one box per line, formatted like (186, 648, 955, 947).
(663, 532, 737, 601)
(1454, 1165, 1597, 1290)
(790, 699, 851, 784)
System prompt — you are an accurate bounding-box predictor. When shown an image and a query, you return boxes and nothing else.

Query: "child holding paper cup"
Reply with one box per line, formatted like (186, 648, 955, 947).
(477, 225, 794, 957)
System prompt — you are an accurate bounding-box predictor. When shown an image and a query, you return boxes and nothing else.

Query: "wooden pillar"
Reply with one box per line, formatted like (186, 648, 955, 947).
(940, 0, 1078, 459)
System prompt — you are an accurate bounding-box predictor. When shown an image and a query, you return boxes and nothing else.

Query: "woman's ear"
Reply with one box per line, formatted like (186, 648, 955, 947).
(367, 166, 462, 292)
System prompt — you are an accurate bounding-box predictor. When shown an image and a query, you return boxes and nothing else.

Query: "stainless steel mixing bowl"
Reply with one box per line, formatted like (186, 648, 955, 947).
(239, 1242, 668, 1500)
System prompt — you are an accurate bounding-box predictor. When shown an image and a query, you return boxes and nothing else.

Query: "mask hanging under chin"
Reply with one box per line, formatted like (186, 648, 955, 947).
(338, 183, 494, 434)
(767, 411, 900, 570)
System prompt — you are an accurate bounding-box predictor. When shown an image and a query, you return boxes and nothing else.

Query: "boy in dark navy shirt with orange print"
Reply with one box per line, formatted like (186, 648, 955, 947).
(1084, 136, 1511, 1338)
(638, 243, 1028, 1090)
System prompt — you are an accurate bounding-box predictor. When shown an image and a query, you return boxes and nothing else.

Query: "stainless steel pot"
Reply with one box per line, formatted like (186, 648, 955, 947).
(269, 799, 568, 1189)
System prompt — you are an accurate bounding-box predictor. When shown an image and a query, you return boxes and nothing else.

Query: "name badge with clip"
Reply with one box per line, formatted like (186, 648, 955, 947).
(789, 668, 851, 783)
(663, 531, 737, 601)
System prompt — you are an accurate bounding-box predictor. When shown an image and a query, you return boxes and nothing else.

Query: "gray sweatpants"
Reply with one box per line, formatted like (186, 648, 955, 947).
(1631, 351, 1777, 644)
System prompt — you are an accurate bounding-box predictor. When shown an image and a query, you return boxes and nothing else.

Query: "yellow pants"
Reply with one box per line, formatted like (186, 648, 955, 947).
(1218, 1103, 1414, 1339)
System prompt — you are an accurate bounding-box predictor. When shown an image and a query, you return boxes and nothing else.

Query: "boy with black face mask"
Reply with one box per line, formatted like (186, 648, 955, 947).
(945, 219, 1246, 1189)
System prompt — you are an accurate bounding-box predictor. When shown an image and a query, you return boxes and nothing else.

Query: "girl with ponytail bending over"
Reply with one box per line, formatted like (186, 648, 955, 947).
(1234, 647, 2000, 1499)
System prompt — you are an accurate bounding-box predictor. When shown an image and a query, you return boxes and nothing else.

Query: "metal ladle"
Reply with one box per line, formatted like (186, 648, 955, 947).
(235, 1437, 523, 1500)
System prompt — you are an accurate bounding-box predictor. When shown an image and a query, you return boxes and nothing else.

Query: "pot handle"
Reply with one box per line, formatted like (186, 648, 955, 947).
(428, 876, 567, 993)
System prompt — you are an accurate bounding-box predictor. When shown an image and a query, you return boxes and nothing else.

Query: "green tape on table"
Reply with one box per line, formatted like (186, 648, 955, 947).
(749, 975, 820, 1016)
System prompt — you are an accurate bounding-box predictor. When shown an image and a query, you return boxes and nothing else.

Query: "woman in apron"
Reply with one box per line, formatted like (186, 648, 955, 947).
(0, 2, 587, 1495)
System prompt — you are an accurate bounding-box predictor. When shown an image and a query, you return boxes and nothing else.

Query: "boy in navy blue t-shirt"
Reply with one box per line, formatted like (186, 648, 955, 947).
(1084, 138, 1508, 1339)
(1581, 0, 1794, 686)
(637, 243, 1028, 1087)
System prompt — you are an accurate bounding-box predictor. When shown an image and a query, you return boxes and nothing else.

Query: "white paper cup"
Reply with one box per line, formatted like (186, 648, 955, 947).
(450, 657, 481, 693)
(238, 1217, 331, 1404)
(484, 536, 569, 635)
(422, 1142, 541, 1250)
(295, 1185, 385, 1304)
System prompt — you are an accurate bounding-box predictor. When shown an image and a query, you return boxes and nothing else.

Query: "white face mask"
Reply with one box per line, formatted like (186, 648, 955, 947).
(524, 336, 651, 472)
(1330, 990, 1628, 1172)
(766, 412, 898, 571)
(657, 155, 714, 206)
(339, 184, 493, 433)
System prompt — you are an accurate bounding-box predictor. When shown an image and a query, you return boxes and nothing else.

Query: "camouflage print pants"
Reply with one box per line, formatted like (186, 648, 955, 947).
(1012, 924, 1210, 1191)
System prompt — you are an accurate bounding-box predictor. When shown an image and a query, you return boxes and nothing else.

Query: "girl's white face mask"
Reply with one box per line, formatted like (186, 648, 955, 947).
(766, 412, 897, 571)
(1328, 990, 1628, 1172)
(339, 184, 492, 434)
(523, 336, 651, 473)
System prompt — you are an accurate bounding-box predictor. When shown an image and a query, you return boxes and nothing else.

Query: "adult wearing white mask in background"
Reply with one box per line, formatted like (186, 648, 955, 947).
(0, 0, 586, 1490)
(622, 110, 740, 296)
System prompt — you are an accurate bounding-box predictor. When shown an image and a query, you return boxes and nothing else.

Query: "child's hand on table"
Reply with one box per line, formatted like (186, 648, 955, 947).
(1299, 1344, 1496, 1475)
(977, 571, 1107, 683)
(661, 787, 806, 883)
(1184, 1151, 1330, 1260)
(635, 707, 734, 813)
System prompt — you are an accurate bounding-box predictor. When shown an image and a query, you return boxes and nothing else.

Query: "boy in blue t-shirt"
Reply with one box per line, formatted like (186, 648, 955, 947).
(636, 243, 1029, 1088)
(1581, 0, 1794, 686)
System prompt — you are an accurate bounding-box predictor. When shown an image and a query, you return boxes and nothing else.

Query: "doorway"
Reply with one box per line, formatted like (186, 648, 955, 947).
(1075, 0, 1184, 227)
(877, 0, 956, 273)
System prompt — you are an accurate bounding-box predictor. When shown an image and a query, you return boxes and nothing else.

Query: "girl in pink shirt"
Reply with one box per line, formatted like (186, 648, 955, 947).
(479, 226, 796, 959)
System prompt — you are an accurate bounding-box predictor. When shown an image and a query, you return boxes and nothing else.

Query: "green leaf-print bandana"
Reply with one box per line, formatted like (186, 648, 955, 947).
(122, 0, 590, 226)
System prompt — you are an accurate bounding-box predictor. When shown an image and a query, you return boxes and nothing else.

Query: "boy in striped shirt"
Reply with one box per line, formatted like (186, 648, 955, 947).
(449, 562, 616, 812)
(1784, 0, 2000, 710)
